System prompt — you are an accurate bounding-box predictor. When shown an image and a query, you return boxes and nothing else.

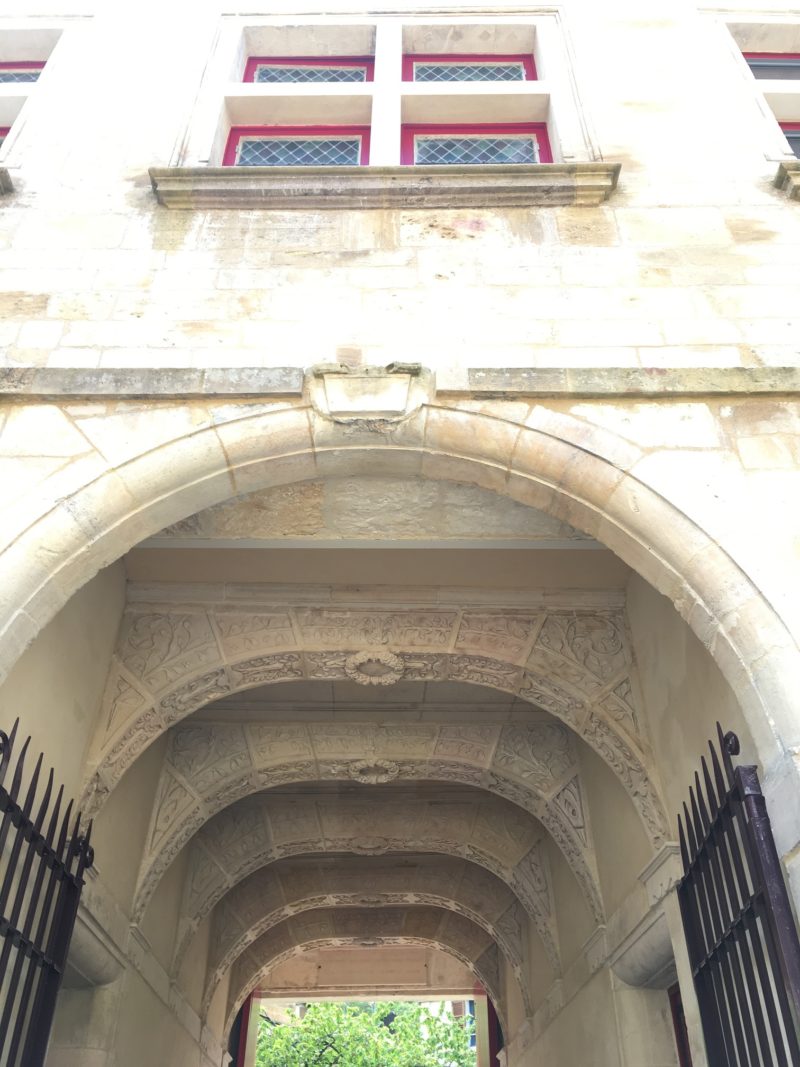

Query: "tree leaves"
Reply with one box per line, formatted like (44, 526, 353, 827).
(256, 1001, 476, 1067)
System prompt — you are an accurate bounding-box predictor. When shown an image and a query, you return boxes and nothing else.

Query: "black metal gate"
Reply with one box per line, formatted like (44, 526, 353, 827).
(677, 723, 800, 1066)
(0, 721, 94, 1067)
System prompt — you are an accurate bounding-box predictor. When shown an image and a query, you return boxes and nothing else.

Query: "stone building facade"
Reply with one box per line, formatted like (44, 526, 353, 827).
(1, 0, 800, 1065)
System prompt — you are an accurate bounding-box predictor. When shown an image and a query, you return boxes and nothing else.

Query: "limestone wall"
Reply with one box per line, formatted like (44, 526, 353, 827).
(0, 0, 798, 374)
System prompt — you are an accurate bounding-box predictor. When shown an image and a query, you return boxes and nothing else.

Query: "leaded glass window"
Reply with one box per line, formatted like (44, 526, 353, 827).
(0, 67, 42, 83)
(414, 135, 539, 165)
(413, 61, 525, 82)
(235, 136, 362, 167)
(253, 64, 367, 83)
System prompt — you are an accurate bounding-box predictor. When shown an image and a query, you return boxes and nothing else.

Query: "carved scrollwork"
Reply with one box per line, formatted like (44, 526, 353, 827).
(347, 759, 400, 785)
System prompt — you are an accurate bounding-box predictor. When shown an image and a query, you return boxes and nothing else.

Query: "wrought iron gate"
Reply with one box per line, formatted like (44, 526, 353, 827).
(677, 723, 800, 1066)
(0, 721, 94, 1067)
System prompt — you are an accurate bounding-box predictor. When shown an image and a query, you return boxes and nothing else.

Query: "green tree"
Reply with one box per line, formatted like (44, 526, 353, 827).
(255, 1000, 476, 1067)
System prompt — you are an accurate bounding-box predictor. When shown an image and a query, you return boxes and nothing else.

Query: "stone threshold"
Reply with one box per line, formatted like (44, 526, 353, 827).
(1, 366, 799, 399)
(775, 161, 800, 201)
(148, 161, 621, 209)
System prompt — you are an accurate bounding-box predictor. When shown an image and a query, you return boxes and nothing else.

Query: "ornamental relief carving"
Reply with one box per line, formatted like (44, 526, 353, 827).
(92, 607, 659, 843)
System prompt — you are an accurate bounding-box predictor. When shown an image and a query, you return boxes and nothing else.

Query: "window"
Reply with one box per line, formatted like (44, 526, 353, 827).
(403, 53, 536, 82)
(401, 123, 552, 165)
(0, 61, 44, 83)
(0, 127, 9, 149)
(744, 53, 800, 80)
(224, 125, 370, 166)
(244, 56, 374, 83)
(782, 122, 800, 157)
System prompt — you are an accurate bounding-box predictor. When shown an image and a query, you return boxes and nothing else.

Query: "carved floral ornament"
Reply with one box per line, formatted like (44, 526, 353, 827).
(87, 603, 667, 846)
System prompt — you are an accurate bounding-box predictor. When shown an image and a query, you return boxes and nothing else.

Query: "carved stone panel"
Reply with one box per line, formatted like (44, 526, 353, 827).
(494, 723, 575, 792)
(117, 612, 220, 695)
(454, 612, 541, 662)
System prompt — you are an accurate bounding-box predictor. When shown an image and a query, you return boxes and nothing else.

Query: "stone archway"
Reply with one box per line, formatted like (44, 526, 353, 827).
(221, 906, 512, 1036)
(0, 395, 795, 780)
(201, 856, 533, 1015)
(136, 716, 605, 930)
(169, 789, 561, 977)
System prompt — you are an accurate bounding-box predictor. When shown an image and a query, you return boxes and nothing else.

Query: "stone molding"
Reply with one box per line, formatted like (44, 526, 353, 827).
(4, 366, 799, 399)
(306, 363, 434, 425)
(222, 905, 507, 1035)
(148, 162, 621, 210)
(775, 161, 800, 201)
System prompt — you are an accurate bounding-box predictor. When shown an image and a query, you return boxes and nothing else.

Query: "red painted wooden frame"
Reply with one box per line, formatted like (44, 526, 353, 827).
(402, 53, 536, 81)
(0, 61, 45, 74)
(223, 124, 371, 166)
(0, 127, 9, 140)
(400, 122, 552, 165)
(743, 52, 800, 61)
(244, 56, 374, 82)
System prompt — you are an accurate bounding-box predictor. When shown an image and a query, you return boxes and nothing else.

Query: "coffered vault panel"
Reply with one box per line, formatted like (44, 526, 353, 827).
(170, 790, 558, 979)
(223, 906, 508, 1036)
(202, 856, 532, 1014)
(87, 591, 668, 847)
(139, 717, 595, 941)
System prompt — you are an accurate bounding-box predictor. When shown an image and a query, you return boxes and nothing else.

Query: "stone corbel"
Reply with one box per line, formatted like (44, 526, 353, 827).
(609, 906, 676, 989)
(775, 161, 800, 201)
(639, 842, 682, 907)
(305, 363, 434, 425)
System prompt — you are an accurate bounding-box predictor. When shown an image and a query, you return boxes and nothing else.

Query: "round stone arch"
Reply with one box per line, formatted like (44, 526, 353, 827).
(200, 857, 535, 1015)
(221, 905, 512, 1036)
(1, 397, 795, 776)
(167, 790, 565, 980)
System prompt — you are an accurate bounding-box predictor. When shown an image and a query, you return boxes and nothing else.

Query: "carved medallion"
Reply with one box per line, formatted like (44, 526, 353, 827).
(344, 650, 404, 686)
(347, 759, 400, 785)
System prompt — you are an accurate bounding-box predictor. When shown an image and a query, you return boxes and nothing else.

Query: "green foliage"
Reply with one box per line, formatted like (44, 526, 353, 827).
(255, 1000, 476, 1067)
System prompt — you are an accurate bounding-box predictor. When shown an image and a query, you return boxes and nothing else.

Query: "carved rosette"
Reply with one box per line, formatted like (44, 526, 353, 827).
(347, 759, 400, 785)
(344, 650, 404, 686)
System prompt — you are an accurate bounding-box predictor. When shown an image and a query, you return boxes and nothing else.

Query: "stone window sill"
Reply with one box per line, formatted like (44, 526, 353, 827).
(148, 162, 621, 209)
(775, 161, 800, 200)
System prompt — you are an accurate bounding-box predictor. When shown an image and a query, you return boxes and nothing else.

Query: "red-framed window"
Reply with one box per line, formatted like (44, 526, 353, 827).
(401, 123, 552, 166)
(0, 61, 45, 84)
(223, 125, 371, 167)
(244, 56, 374, 84)
(402, 53, 536, 82)
(743, 52, 800, 80)
(782, 122, 800, 158)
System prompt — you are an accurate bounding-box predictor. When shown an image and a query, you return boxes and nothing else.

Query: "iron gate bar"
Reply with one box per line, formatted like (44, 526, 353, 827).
(0, 720, 93, 1067)
(677, 723, 800, 1067)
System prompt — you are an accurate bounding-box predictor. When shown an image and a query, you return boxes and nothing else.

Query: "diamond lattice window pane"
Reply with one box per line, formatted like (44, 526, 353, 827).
(237, 137, 362, 166)
(415, 136, 539, 165)
(413, 62, 525, 82)
(254, 65, 367, 83)
(0, 70, 41, 83)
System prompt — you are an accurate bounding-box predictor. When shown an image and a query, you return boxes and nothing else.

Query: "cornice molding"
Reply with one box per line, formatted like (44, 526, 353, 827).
(148, 161, 621, 210)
